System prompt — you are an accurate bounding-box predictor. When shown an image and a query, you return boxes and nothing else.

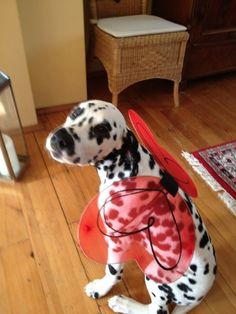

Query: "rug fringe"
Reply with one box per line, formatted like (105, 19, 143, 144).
(182, 151, 236, 216)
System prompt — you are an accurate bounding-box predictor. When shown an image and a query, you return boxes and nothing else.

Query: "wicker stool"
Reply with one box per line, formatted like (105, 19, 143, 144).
(89, 0, 189, 107)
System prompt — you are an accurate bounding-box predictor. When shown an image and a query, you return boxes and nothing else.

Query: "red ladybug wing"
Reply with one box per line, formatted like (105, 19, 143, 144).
(128, 110, 197, 197)
(78, 193, 108, 263)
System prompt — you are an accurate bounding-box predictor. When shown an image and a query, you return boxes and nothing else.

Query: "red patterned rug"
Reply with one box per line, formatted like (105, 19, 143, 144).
(182, 141, 236, 216)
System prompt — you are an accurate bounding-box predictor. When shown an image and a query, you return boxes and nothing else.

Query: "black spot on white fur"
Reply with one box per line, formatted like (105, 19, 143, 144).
(149, 154, 155, 169)
(158, 284, 175, 301)
(73, 157, 81, 164)
(93, 292, 99, 299)
(88, 117, 94, 124)
(70, 107, 85, 120)
(177, 283, 193, 293)
(189, 278, 196, 284)
(108, 264, 118, 275)
(213, 265, 217, 275)
(120, 130, 141, 177)
(184, 193, 193, 214)
(184, 294, 196, 301)
(190, 264, 197, 273)
(157, 310, 168, 314)
(198, 223, 204, 232)
(204, 263, 209, 275)
(200, 231, 209, 248)
(89, 120, 112, 145)
(78, 117, 87, 127)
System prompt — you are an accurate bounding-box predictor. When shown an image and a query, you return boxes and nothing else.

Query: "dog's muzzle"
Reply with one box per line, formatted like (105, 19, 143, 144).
(46, 128, 75, 158)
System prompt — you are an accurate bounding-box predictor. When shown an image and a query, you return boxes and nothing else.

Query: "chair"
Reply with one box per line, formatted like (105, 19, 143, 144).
(89, 0, 189, 107)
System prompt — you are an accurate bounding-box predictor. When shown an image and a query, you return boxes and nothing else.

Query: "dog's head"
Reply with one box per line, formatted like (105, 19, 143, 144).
(46, 100, 127, 165)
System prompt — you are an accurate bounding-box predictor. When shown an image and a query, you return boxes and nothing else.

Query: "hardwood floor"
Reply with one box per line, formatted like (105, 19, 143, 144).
(0, 73, 236, 314)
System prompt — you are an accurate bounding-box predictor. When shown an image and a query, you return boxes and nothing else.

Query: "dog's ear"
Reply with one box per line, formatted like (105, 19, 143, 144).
(123, 129, 138, 147)
(121, 129, 140, 159)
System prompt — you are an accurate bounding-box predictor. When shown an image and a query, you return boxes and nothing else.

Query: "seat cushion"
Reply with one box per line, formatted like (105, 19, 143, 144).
(97, 15, 187, 38)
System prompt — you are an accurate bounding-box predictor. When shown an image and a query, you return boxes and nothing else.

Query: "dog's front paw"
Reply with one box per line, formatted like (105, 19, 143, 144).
(108, 295, 149, 314)
(85, 279, 112, 299)
(108, 295, 129, 313)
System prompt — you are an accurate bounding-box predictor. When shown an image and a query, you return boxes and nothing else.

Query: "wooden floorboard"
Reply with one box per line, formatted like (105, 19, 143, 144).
(0, 72, 236, 313)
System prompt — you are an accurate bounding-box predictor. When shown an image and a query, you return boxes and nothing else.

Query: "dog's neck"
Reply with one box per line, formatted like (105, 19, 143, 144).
(95, 129, 160, 190)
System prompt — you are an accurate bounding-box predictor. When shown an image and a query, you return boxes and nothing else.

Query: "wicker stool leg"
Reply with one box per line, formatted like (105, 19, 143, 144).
(112, 93, 118, 106)
(173, 81, 180, 107)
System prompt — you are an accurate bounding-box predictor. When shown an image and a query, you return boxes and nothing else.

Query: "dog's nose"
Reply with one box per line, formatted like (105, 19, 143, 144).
(50, 128, 75, 155)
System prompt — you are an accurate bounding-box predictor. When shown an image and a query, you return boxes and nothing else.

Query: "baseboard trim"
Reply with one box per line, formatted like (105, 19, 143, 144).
(23, 123, 42, 133)
(36, 102, 78, 116)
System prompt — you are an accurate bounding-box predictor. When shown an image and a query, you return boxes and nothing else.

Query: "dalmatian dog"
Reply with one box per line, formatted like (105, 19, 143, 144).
(46, 100, 216, 314)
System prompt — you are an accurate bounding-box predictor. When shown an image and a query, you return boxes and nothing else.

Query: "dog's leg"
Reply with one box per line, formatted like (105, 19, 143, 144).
(85, 263, 124, 299)
(108, 275, 170, 314)
(108, 295, 169, 314)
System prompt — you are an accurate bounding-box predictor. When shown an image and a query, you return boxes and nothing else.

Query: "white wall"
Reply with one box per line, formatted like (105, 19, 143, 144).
(0, 0, 38, 127)
(17, 0, 87, 108)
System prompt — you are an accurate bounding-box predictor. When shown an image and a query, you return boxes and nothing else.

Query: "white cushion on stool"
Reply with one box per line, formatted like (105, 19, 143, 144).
(97, 15, 187, 38)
